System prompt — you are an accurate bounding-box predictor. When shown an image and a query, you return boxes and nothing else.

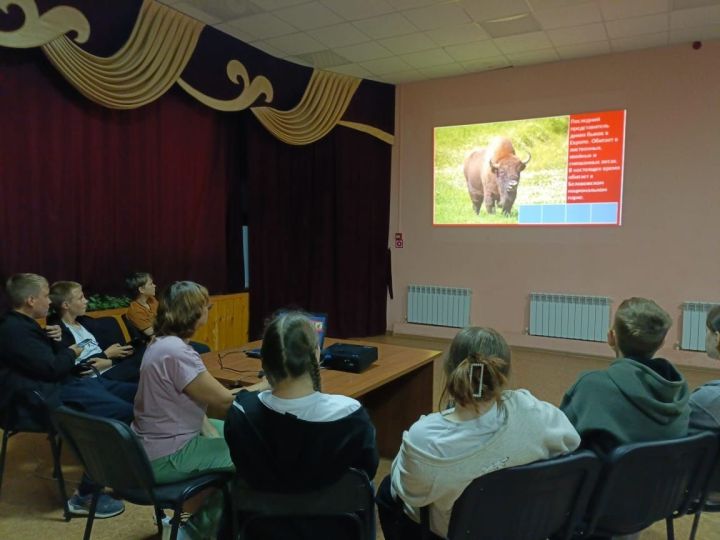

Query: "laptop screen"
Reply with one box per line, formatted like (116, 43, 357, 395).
(306, 312, 328, 350)
(245, 311, 328, 358)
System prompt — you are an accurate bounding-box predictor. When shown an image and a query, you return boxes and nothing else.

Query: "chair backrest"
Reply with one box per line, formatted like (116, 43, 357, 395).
(86, 316, 128, 348)
(233, 468, 374, 540)
(52, 406, 157, 496)
(583, 431, 719, 537)
(443, 450, 601, 540)
(121, 313, 146, 342)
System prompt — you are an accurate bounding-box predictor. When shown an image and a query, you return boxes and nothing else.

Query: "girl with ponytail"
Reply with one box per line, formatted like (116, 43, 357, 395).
(224, 311, 379, 539)
(379, 327, 580, 540)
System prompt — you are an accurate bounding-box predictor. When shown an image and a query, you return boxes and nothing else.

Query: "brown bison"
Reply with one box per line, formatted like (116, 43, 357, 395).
(464, 136, 531, 216)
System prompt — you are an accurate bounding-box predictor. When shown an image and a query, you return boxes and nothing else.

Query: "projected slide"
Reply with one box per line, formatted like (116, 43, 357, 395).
(433, 110, 626, 226)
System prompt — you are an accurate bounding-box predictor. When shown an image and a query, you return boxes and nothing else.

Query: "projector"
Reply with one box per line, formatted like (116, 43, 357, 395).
(321, 343, 378, 373)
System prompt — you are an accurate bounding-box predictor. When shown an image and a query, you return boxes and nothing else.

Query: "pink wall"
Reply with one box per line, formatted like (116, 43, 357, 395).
(388, 42, 720, 369)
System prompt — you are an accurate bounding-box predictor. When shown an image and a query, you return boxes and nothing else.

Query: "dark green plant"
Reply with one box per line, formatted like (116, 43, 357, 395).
(86, 294, 131, 312)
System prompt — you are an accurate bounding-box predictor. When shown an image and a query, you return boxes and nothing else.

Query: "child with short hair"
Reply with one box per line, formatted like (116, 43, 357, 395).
(561, 297, 690, 453)
(125, 272, 157, 337)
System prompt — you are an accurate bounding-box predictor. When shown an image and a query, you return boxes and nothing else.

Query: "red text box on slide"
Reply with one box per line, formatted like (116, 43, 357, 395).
(567, 110, 626, 205)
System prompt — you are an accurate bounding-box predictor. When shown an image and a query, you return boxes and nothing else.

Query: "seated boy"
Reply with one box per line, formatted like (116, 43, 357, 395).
(0, 273, 134, 517)
(125, 272, 157, 337)
(561, 297, 689, 454)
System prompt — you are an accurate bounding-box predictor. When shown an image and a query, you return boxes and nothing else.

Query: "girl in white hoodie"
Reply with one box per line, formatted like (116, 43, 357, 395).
(377, 327, 580, 539)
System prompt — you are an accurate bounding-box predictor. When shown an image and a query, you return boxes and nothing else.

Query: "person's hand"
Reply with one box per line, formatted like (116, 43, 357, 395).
(45, 324, 62, 342)
(91, 358, 113, 372)
(104, 343, 133, 359)
(69, 344, 83, 357)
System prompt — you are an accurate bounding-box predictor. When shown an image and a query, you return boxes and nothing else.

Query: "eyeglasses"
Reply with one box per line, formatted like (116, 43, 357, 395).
(216, 350, 256, 375)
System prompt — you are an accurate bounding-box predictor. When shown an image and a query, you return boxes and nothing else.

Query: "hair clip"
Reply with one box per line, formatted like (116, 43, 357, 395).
(470, 362, 484, 398)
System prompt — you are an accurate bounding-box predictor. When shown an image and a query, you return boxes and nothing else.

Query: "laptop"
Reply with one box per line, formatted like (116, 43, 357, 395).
(244, 312, 328, 358)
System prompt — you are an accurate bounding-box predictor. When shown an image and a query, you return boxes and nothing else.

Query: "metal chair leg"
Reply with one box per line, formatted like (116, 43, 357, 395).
(0, 429, 10, 497)
(665, 516, 675, 540)
(47, 433, 71, 520)
(83, 491, 100, 540)
(169, 504, 183, 540)
(689, 511, 703, 540)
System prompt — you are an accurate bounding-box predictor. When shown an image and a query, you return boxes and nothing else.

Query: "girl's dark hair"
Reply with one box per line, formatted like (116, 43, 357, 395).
(155, 281, 209, 340)
(707, 305, 720, 333)
(261, 311, 321, 391)
(440, 327, 511, 412)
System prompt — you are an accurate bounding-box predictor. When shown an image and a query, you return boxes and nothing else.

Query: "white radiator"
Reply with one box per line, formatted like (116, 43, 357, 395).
(529, 293, 611, 342)
(407, 285, 471, 328)
(681, 302, 719, 351)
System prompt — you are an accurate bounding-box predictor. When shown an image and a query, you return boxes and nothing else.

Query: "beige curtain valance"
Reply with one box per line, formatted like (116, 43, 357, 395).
(0, 0, 394, 145)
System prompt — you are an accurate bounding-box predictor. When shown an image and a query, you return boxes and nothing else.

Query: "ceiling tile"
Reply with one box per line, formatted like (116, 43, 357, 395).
(605, 13, 668, 38)
(402, 3, 473, 31)
(400, 48, 456, 68)
(418, 63, 467, 79)
(460, 56, 512, 72)
(669, 23, 720, 42)
(528, 0, 589, 9)
(672, 0, 720, 8)
(272, 2, 342, 30)
(596, 0, 671, 21)
(445, 39, 505, 61)
(494, 30, 554, 54)
(352, 13, 418, 40)
(226, 13, 296, 39)
(532, 3, 603, 30)
(382, 70, 424, 84)
(169, 2, 221, 24)
(461, 0, 533, 22)
(555, 40, 612, 59)
(385, 0, 438, 8)
(548, 23, 608, 46)
(610, 31, 669, 51)
(187, 0, 258, 19)
(379, 32, 438, 54)
(327, 63, 376, 79)
(334, 41, 393, 62)
(295, 49, 352, 68)
(214, 22, 255, 43)
(308, 23, 371, 48)
(319, 0, 395, 21)
(247, 40, 288, 59)
(250, 0, 308, 9)
(480, 14, 542, 38)
(264, 32, 325, 55)
(506, 47, 560, 65)
(361, 56, 415, 75)
(426, 23, 490, 46)
(670, 4, 720, 27)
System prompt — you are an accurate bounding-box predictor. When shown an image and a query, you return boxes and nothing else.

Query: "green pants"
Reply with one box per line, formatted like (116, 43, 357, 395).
(151, 420, 234, 539)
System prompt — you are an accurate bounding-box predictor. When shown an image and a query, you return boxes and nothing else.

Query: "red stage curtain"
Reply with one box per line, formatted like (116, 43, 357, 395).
(0, 48, 235, 301)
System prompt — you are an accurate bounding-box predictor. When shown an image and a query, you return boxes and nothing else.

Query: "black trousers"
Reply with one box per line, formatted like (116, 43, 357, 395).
(376, 475, 443, 540)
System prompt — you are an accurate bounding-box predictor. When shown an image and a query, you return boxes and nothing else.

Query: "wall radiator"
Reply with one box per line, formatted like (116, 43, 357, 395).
(681, 302, 719, 351)
(529, 293, 611, 342)
(407, 285, 471, 328)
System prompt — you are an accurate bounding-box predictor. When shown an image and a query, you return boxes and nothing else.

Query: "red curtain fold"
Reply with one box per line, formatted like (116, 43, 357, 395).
(0, 48, 233, 301)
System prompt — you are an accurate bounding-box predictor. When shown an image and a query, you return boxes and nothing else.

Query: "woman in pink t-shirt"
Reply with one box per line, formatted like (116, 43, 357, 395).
(132, 281, 265, 539)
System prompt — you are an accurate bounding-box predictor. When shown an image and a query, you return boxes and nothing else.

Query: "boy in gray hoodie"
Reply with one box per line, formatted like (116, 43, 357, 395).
(561, 297, 690, 454)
